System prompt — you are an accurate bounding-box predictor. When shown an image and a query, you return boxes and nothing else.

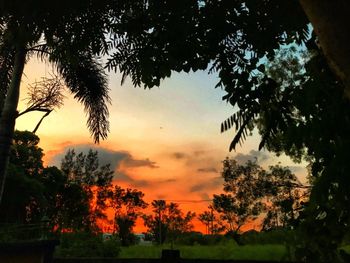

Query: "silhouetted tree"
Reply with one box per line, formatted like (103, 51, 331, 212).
(213, 158, 306, 236)
(60, 149, 114, 232)
(261, 165, 305, 230)
(143, 200, 195, 244)
(213, 159, 266, 234)
(0, 131, 45, 224)
(198, 207, 225, 235)
(110, 186, 148, 246)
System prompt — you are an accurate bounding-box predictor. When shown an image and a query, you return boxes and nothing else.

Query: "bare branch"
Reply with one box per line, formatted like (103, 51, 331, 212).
(18, 75, 65, 117)
(32, 109, 52, 133)
(17, 75, 65, 132)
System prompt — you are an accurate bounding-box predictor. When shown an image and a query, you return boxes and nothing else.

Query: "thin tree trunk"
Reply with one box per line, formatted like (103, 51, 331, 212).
(0, 47, 26, 204)
(299, 0, 350, 99)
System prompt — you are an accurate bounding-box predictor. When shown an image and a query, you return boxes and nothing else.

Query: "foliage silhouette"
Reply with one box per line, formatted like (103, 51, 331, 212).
(213, 158, 306, 236)
(143, 200, 195, 245)
(110, 186, 148, 246)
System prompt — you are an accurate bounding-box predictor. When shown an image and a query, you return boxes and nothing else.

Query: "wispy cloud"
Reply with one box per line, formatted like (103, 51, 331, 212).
(197, 167, 218, 173)
(123, 158, 159, 169)
(189, 177, 223, 193)
(49, 144, 159, 171)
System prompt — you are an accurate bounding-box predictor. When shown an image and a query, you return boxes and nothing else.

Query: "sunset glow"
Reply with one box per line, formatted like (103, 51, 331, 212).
(15, 58, 307, 233)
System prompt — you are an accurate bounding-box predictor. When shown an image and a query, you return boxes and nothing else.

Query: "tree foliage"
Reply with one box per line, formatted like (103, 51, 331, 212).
(143, 200, 196, 244)
(110, 186, 148, 246)
(59, 149, 114, 232)
(213, 158, 305, 235)
(198, 208, 225, 235)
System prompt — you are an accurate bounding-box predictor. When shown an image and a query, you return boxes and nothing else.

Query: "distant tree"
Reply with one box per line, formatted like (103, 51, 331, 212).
(213, 158, 266, 234)
(143, 200, 195, 244)
(142, 200, 167, 244)
(198, 211, 213, 235)
(110, 186, 148, 246)
(59, 149, 114, 232)
(213, 158, 306, 236)
(198, 207, 225, 235)
(261, 165, 306, 230)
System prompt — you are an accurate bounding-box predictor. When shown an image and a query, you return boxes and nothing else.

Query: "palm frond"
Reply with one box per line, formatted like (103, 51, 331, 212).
(50, 50, 110, 143)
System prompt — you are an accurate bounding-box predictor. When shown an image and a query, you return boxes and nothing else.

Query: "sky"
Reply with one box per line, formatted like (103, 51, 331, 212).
(15, 58, 307, 233)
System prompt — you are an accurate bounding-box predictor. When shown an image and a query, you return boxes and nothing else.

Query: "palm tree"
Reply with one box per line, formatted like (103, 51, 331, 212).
(0, 2, 114, 203)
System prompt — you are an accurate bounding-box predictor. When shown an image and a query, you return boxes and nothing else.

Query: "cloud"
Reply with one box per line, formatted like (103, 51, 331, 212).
(189, 177, 223, 193)
(235, 150, 271, 165)
(172, 152, 187, 159)
(49, 144, 159, 171)
(159, 178, 177, 183)
(200, 193, 211, 201)
(131, 179, 150, 188)
(123, 158, 159, 169)
(114, 171, 133, 182)
(193, 150, 205, 157)
(197, 167, 218, 173)
(190, 184, 206, 192)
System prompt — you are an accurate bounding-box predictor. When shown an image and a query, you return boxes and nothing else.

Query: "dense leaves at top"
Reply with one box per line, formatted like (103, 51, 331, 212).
(107, 0, 309, 89)
(0, 0, 310, 142)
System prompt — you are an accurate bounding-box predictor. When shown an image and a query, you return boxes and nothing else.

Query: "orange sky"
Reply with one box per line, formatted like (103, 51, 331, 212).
(15, 57, 308, 233)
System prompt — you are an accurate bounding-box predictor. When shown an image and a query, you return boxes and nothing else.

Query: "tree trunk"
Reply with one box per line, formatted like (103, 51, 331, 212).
(299, 0, 350, 99)
(0, 47, 26, 204)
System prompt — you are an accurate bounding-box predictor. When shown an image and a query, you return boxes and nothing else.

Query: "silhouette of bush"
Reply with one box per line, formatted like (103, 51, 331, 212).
(54, 232, 120, 257)
(239, 229, 293, 245)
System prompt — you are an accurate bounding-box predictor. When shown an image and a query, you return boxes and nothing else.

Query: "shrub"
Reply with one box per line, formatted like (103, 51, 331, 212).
(54, 232, 120, 257)
(173, 232, 235, 246)
(239, 228, 294, 245)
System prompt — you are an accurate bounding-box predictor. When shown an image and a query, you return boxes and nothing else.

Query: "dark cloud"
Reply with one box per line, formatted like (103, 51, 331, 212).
(172, 152, 187, 159)
(235, 150, 270, 165)
(131, 180, 150, 188)
(50, 144, 159, 171)
(190, 184, 206, 192)
(197, 167, 218, 173)
(193, 150, 205, 157)
(123, 158, 159, 169)
(50, 144, 127, 170)
(114, 172, 133, 182)
(200, 193, 211, 201)
(189, 177, 223, 193)
(159, 178, 177, 183)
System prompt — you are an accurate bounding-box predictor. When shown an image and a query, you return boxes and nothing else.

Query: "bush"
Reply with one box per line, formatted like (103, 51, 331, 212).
(239, 228, 294, 245)
(54, 232, 120, 257)
(173, 232, 236, 246)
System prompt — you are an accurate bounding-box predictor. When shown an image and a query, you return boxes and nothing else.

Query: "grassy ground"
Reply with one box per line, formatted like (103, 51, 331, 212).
(119, 243, 287, 261)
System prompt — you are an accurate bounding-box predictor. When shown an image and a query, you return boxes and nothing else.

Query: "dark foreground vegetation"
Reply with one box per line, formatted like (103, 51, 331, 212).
(3, 1, 350, 262)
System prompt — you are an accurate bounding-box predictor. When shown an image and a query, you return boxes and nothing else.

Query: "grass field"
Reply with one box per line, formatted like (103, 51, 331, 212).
(119, 243, 287, 261)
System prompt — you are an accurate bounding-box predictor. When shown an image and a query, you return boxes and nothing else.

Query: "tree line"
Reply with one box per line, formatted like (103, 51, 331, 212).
(0, 130, 307, 246)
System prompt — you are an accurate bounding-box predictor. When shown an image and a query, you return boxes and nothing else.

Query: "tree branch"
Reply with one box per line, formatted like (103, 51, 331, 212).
(32, 110, 52, 134)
